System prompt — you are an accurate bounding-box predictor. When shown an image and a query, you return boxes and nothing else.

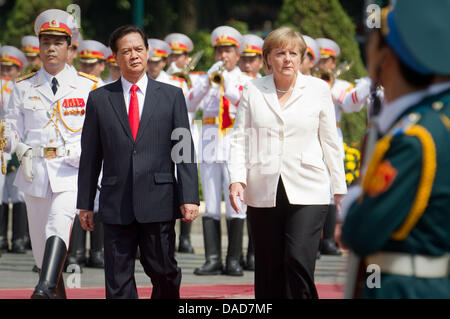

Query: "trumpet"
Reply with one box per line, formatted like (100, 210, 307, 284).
(209, 61, 225, 88)
(171, 50, 204, 89)
(312, 61, 354, 87)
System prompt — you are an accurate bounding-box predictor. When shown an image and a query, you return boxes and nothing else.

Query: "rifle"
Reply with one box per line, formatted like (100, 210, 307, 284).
(343, 79, 382, 298)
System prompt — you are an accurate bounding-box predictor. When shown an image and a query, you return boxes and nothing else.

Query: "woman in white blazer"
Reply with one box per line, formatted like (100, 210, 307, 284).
(228, 27, 347, 299)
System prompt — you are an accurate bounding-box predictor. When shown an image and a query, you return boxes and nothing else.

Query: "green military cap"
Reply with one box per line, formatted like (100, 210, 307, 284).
(385, 0, 450, 75)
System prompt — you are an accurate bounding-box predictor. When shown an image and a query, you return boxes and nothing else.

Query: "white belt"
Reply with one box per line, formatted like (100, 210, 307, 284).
(32, 146, 67, 159)
(366, 252, 450, 278)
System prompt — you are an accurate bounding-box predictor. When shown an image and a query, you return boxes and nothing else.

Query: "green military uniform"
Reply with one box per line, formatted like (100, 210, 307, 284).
(341, 0, 450, 298)
(342, 89, 450, 298)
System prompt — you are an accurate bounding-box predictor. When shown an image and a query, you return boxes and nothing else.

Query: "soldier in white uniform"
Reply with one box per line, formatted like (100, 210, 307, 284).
(0, 46, 28, 254)
(235, 34, 265, 271)
(300, 35, 320, 75)
(164, 32, 198, 254)
(104, 47, 121, 84)
(238, 34, 263, 79)
(67, 32, 81, 68)
(187, 26, 247, 276)
(65, 39, 106, 271)
(315, 38, 355, 256)
(21, 36, 42, 70)
(4, 9, 96, 298)
(78, 39, 107, 88)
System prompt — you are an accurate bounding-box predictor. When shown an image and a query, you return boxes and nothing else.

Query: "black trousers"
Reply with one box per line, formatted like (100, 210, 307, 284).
(247, 179, 328, 299)
(103, 220, 181, 299)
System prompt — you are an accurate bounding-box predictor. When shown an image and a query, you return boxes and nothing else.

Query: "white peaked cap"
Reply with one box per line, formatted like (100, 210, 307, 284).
(316, 38, 341, 58)
(148, 38, 171, 61)
(34, 9, 79, 39)
(21, 36, 40, 56)
(210, 26, 243, 52)
(242, 34, 264, 56)
(164, 33, 194, 54)
(0, 45, 29, 68)
(302, 35, 320, 65)
(79, 40, 108, 63)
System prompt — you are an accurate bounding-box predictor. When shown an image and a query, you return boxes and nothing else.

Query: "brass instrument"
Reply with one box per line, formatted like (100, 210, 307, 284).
(0, 119, 7, 175)
(312, 61, 354, 87)
(209, 61, 225, 88)
(172, 50, 204, 89)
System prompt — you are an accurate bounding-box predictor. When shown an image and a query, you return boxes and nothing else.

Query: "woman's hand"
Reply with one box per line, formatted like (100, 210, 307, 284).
(229, 182, 245, 214)
(334, 194, 344, 213)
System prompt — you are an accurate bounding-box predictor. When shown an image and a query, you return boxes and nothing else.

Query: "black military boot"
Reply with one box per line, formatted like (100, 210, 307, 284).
(178, 221, 194, 253)
(31, 236, 68, 299)
(11, 202, 27, 253)
(64, 218, 86, 272)
(87, 213, 104, 268)
(224, 218, 244, 276)
(244, 219, 255, 271)
(0, 204, 9, 252)
(194, 217, 223, 275)
(320, 205, 342, 256)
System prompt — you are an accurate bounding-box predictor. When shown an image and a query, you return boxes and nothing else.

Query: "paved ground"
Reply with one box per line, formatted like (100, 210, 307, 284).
(0, 203, 348, 297)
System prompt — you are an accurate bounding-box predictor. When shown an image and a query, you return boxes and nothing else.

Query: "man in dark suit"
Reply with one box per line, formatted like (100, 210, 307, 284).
(76, 25, 200, 299)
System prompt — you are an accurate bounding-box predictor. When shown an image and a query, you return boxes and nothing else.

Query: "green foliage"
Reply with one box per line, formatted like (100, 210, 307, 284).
(276, 0, 368, 146)
(0, 0, 72, 48)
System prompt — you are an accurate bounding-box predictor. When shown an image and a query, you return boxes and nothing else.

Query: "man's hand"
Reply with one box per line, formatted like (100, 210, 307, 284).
(79, 210, 95, 231)
(229, 182, 245, 214)
(180, 203, 199, 222)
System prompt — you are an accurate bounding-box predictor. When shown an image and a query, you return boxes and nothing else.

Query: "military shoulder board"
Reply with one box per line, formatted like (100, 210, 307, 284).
(78, 72, 99, 83)
(15, 72, 37, 83)
(388, 112, 422, 138)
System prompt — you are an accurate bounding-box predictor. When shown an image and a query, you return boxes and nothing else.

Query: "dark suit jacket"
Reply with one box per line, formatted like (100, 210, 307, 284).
(76, 75, 199, 225)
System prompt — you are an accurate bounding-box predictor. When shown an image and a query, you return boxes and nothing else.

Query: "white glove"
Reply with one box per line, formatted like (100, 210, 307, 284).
(64, 145, 81, 168)
(16, 143, 33, 182)
(207, 61, 224, 75)
(355, 77, 372, 100)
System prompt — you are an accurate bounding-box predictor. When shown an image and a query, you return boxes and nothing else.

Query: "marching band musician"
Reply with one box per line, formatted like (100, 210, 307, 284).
(187, 25, 248, 276)
(0, 46, 29, 254)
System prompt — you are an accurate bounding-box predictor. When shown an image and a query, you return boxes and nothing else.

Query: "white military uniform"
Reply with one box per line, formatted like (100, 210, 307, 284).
(185, 26, 248, 220)
(1, 46, 29, 205)
(0, 77, 14, 203)
(5, 64, 96, 267)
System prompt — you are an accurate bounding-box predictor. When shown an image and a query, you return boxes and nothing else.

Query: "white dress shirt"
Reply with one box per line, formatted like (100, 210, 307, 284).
(121, 74, 148, 119)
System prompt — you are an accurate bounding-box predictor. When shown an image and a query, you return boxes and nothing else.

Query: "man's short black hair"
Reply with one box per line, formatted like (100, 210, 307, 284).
(109, 25, 148, 54)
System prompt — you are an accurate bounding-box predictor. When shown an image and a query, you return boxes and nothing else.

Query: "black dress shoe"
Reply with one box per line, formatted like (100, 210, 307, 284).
(87, 250, 104, 268)
(320, 239, 342, 256)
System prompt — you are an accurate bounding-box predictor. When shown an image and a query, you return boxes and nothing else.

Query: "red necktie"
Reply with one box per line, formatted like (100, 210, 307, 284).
(128, 84, 139, 140)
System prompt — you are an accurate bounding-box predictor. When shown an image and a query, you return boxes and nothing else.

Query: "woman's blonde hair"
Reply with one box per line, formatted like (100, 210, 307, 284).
(262, 26, 306, 71)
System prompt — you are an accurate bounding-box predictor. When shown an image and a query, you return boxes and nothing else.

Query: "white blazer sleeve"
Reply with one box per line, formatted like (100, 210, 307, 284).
(318, 83, 348, 195)
(228, 83, 250, 186)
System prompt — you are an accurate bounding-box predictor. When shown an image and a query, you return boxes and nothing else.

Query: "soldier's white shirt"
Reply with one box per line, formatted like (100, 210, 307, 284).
(185, 66, 247, 163)
(5, 64, 96, 198)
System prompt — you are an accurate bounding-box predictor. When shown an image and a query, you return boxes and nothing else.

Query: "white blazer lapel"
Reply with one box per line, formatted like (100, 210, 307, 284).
(261, 75, 284, 122)
(282, 72, 306, 110)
